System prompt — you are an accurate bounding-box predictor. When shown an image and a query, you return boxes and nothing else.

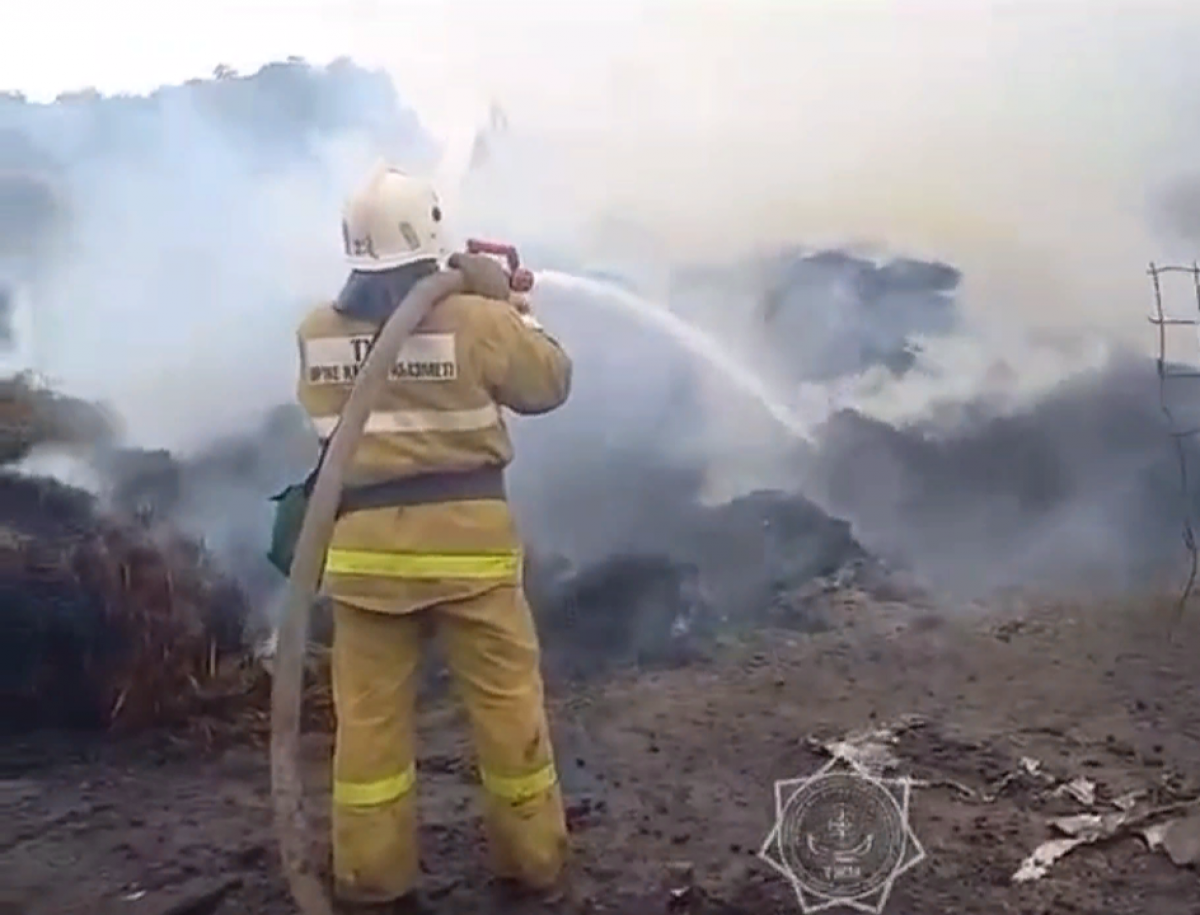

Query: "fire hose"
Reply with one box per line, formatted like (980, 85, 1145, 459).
(269, 244, 530, 915)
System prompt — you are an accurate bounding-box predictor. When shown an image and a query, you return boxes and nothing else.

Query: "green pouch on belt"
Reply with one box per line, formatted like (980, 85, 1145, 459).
(269, 414, 338, 577)
(267, 479, 313, 577)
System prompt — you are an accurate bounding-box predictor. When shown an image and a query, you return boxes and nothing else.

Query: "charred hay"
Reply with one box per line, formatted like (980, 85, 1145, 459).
(2, 462, 878, 736)
(0, 472, 251, 734)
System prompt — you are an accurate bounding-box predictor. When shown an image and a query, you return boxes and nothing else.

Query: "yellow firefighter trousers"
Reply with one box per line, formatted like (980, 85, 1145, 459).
(329, 585, 568, 903)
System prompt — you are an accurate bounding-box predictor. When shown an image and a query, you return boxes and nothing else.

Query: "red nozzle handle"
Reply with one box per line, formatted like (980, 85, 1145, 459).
(466, 238, 520, 274)
(510, 268, 534, 293)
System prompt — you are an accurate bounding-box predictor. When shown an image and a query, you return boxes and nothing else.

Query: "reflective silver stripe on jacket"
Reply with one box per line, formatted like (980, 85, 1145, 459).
(310, 403, 500, 438)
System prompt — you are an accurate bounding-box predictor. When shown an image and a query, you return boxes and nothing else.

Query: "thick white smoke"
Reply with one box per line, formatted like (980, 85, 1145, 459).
(5, 1, 1200, 601)
(433, 1, 1200, 592)
(3, 65, 436, 451)
(10, 4, 1200, 439)
(430, 1, 1200, 335)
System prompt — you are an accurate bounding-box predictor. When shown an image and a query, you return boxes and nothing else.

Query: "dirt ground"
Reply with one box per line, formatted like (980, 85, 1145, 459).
(4, 591, 1200, 915)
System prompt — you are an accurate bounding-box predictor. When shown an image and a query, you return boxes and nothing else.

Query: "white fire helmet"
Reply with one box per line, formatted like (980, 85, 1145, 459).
(340, 163, 445, 272)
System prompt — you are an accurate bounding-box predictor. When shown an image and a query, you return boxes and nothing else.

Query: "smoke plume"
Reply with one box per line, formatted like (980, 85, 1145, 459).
(1, 61, 435, 450)
(439, 1, 1200, 337)
(4, 1, 1200, 616)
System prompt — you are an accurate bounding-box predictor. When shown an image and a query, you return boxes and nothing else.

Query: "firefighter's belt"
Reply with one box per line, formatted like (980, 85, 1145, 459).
(336, 465, 506, 516)
(267, 466, 506, 577)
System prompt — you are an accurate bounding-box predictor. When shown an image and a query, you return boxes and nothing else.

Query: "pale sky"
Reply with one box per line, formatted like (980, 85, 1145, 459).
(4, 0, 1200, 334)
(1, 0, 675, 140)
(5, 0, 1190, 146)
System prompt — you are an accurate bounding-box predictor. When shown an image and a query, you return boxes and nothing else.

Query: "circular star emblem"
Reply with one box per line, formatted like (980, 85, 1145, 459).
(759, 749, 926, 913)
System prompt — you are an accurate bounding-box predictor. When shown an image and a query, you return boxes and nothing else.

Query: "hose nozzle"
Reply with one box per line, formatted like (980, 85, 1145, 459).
(465, 238, 534, 292)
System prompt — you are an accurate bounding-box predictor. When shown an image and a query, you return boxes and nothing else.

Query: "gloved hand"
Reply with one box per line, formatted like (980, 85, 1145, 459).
(448, 252, 512, 301)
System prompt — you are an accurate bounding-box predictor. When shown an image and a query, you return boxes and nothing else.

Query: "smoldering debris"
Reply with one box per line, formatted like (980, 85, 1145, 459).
(0, 472, 249, 735)
(0, 467, 874, 733)
(527, 554, 710, 679)
(97, 403, 319, 613)
(807, 352, 1200, 595)
(0, 356, 880, 731)
(525, 486, 875, 680)
(12, 340, 1200, 732)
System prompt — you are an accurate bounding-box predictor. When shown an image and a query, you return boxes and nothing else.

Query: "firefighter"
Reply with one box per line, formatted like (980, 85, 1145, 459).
(294, 163, 573, 911)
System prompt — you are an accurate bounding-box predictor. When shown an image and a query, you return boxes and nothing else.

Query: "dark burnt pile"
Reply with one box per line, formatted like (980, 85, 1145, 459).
(525, 488, 875, 682)
(97, 403, 319, 612)
(0, 472, 250, 734)
(0, 393, 880, 733)
(0, 469, 877, 734)
(806, 354, 1200, 595)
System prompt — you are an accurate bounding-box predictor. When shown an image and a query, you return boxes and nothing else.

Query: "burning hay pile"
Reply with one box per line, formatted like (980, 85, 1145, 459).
(0, 471, 255, 734)
(0, 367, 882, 737)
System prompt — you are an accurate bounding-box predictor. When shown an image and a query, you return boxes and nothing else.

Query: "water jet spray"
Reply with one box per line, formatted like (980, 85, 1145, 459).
(537, 270, 820, 444)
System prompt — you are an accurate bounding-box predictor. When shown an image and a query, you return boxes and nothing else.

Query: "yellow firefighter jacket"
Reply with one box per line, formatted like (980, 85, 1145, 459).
(295, 286, 571, 614)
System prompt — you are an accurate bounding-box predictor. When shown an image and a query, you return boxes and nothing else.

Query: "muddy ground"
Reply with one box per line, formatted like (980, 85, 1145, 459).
(3, 591, 1200, 915)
